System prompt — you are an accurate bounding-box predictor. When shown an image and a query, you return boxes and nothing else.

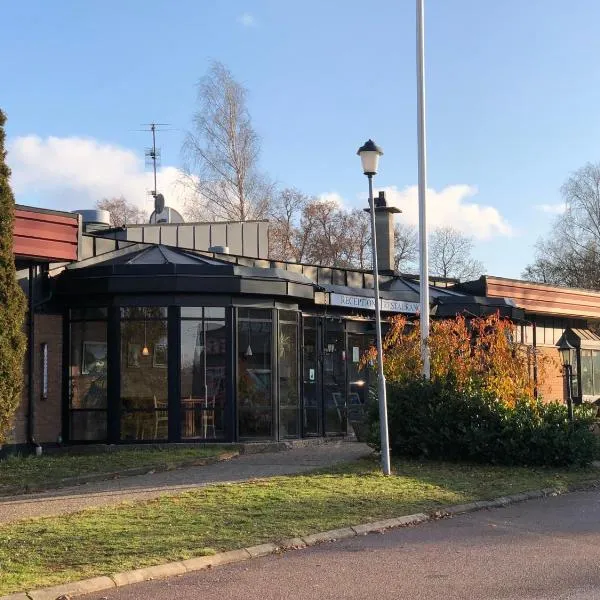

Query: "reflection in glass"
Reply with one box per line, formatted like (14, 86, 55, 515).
(347, 333, 374, 432)
(69, 319, 108, 441)
(181, 313, 227, 440)
(581, 350, 593, 396)
(279, 318, 299, 439)
(120, 308, 168, 440)
(238, 310, 273, 439)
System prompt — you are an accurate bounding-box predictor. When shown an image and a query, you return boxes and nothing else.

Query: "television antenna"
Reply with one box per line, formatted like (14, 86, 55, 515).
(140, 122, 170, 198)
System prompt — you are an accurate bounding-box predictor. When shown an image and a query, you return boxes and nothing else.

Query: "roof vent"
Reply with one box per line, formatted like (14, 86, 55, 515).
(209, 245, 229, 254)
(72, 209, 111, 232)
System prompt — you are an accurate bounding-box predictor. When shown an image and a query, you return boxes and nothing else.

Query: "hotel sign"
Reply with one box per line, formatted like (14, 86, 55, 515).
(330, 293, 420, 314)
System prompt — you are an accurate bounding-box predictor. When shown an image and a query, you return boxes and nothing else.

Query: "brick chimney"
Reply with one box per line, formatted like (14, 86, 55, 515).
(364, 191, 401, 275)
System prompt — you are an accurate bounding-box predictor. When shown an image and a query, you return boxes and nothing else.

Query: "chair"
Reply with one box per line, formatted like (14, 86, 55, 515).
(202, 396, 216, 438)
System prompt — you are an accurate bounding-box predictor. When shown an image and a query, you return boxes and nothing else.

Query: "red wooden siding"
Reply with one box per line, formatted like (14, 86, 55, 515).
(485, 276, 600, 319)
(14, 207, 79, 262)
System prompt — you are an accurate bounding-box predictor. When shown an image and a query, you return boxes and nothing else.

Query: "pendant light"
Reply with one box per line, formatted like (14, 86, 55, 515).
(141, 308, 150, 356)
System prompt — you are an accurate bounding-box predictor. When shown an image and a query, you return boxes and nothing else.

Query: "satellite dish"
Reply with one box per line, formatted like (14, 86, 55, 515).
(148, 193, 185, 224)
(149, 207, 185, 224)
(155, 193, 165, 213)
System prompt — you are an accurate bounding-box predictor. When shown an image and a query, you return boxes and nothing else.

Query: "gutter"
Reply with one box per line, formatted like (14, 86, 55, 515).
(27, 265, 36, 447)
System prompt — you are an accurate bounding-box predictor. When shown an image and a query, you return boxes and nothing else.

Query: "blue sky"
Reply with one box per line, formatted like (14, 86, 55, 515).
(3, 0, 600, 278)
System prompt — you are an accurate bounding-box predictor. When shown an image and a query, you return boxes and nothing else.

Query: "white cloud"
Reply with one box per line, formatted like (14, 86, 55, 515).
(7, 135, 194, 216)
(535, 202, 566, 215)
(237, 13, 256, 27)
(375, 184, 513, 240)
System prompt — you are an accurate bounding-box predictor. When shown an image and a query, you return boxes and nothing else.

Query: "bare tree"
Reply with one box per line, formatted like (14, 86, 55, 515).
(182, 61, 273, 222)
(394, 223, 419, 272)
(96, 196, 147, 227)
(428, 226, 485, 280)
(524, 162, 600, 289)
(269, 188, 311, 262)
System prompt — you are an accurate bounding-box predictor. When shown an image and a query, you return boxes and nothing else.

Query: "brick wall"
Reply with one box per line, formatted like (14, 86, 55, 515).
(535, 345, 565, 404)
(8, 313, 63, 445)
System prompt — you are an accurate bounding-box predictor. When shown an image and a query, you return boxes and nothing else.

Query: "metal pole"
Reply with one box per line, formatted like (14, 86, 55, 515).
(368, 174, 392, 476)
(566, 364, 574, 422)
(416, 0, 430, 378)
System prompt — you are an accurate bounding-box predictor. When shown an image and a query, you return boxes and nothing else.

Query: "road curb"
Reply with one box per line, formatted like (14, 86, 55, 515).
(5, 480, 600, 600)
(0, 452, 240, 498)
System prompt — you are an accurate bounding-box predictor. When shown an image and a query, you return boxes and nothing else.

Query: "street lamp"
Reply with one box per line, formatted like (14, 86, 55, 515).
(357, 139, 391, 476)
(558, 337, 576, 422)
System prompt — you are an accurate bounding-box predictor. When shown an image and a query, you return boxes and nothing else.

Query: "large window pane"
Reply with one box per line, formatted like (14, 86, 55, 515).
(238, 312, 273, 439)
(279, 320, 299, 439)
(593, 351, 600, 396)
(181, 316, 227, 440)
(70, 321, 107, 409)
(581, 350, 593, 396)
(69, 317, 107, 441)
(120, 308, 168, 440)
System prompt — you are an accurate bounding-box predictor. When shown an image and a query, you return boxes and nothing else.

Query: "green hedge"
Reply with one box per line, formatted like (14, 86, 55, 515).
(368, 379, 598, 467)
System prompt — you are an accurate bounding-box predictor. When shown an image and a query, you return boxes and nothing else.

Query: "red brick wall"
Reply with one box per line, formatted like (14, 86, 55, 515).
(8, 313, 63, 445)
(535, 345, 565, 404)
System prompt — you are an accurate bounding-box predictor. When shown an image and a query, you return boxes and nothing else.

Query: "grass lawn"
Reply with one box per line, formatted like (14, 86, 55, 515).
(0, 446, 237, 492)
(1, 456, 599, 595)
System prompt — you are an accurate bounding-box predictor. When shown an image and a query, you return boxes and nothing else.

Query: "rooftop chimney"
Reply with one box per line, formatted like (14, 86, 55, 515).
(364, 191, 401, 275)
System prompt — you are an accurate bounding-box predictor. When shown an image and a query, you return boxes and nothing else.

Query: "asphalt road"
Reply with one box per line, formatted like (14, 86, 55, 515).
(80, 489, 600, 600)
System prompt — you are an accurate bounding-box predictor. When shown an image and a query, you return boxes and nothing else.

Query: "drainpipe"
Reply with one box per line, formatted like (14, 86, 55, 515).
(27, 264, 36, 447)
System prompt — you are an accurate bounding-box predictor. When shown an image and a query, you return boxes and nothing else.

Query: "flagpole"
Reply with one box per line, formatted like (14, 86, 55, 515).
(416, 0, 431, 378)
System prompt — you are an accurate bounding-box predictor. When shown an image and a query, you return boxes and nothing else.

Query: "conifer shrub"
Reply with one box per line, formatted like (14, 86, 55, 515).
(0, 110, 27, 443)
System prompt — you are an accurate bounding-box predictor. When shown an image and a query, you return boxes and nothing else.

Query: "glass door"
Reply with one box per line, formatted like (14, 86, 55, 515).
(302, 317, 321, 436)
(323, 319, 346, 435)
(347, 333, 374, 431)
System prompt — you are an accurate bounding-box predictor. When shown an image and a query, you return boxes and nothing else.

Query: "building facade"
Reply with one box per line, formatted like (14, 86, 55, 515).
(8, 204, 600, 450)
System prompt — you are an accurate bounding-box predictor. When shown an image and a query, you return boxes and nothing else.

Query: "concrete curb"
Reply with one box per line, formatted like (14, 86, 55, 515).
(4, 480, 600, 600)
(0, 452, 240, 498)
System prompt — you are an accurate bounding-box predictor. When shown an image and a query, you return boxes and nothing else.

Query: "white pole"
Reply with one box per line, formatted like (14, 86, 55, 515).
(416, 0, 430, 378)
(368, 174, 392, 476)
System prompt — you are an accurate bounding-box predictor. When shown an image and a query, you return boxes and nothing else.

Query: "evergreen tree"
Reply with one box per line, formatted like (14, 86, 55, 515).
(0, 110, 26, 443)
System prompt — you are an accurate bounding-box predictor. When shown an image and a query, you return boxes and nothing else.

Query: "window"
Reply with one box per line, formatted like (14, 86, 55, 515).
(578, 349, 600, 397)
(120, 307, 168, 440)
(181, 307, 227, 440)
(69, 309, 108, 441)
(237, 309, 273, 439)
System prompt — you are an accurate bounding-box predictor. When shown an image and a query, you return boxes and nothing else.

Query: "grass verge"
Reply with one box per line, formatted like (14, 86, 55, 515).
(0, 446, 236, 492)
(1, 456, 598, 595)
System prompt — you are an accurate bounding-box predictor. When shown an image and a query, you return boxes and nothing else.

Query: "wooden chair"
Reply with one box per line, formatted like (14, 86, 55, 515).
(202, 396, 216, 438)
(153, 395, 169, 439)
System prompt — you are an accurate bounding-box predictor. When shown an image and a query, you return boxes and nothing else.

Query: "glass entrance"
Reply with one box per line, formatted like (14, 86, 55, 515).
(302, 317, 321, 436)
(323, 320, 346, 435)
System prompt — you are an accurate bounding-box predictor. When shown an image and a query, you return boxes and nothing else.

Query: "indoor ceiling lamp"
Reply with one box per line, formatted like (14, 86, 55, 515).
(142, 308, 150, 356)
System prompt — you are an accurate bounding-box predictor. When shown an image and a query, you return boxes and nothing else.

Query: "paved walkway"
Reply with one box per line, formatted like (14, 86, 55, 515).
(0, 442, 371, 524)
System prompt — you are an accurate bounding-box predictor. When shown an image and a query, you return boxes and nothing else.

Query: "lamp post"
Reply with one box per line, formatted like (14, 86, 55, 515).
(357, 139, 391, 476)
(558, 338, 575, 422)
(416, 0, 430, 378)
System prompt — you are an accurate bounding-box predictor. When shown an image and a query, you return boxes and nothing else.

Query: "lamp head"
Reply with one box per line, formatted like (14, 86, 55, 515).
(357, 139, 383, 175)
(558, 337, 575, 367)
